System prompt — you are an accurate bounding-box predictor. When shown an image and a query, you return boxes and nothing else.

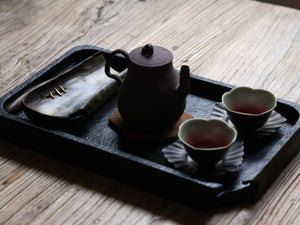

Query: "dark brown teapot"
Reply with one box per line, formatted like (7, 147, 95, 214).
(105, 44, 190, 132)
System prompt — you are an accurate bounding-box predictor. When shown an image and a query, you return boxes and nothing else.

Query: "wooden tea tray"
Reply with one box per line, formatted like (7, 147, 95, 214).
(0, 45, 299, 209)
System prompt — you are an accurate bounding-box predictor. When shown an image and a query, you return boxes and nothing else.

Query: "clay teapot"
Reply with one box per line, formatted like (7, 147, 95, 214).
(105, 44, 190, 132)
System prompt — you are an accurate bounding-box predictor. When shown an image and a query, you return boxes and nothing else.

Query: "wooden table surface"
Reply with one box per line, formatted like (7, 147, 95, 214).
(0, 0, 299, 224)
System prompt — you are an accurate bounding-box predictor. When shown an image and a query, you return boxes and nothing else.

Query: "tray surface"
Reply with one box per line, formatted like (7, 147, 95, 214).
(1, 45, 300, 208)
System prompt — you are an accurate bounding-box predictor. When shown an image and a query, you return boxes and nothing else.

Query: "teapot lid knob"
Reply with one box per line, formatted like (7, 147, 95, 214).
(141, 44, 153, 57)
(129, 44, 173, 67)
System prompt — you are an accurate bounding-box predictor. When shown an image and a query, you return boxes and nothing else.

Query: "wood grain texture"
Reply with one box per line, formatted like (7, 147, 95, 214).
(0, 0, 299, 224)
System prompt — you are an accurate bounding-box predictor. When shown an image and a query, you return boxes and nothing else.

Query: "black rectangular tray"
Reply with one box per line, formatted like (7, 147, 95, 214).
(1, 45, 300, 209)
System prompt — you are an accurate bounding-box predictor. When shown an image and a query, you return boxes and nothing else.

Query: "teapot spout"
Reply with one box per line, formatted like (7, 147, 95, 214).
(176, 65, 190, 100)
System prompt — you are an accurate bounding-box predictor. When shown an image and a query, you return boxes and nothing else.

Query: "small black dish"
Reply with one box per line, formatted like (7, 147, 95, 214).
(222, 87, 277, 131)
(210, 102, 287, 138)
(162, 139, 244, 177)
(177, 118, 237, 167)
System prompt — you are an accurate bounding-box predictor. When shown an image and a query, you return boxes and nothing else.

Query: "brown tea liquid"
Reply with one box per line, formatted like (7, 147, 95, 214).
(185, 132, 229, 148)
(231, 104, 267, 114)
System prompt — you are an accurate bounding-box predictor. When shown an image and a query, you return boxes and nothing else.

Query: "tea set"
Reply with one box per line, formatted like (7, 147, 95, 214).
(21, 43, 284, 175)
(103, 44, 282, 173)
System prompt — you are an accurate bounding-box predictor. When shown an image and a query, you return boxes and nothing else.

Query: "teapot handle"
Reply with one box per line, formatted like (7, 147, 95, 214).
(105, 49, 129, 84)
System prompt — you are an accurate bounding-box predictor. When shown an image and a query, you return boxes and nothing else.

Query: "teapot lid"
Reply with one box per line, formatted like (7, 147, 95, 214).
(129, 44, 173, 68)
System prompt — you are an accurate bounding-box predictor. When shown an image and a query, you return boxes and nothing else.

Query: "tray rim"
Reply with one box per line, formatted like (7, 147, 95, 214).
(1, 45, 300, 208)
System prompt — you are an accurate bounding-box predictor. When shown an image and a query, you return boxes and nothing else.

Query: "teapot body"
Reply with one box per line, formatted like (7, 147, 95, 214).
(118, 64, 186, 132)
(105, 45, 190, 132)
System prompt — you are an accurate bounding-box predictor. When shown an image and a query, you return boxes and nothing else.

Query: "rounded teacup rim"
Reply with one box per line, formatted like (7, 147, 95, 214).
(222, 86, 277, 116)
(178, 118, 237, 151)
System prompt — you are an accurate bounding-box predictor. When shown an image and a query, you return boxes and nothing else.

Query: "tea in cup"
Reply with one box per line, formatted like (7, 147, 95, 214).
(178, 119, 237, 167)
(222, 87, 277, 131)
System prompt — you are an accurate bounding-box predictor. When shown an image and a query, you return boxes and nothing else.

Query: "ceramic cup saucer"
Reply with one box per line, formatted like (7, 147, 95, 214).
(162, 139, 244, 177)
(210, 103, 287, 137)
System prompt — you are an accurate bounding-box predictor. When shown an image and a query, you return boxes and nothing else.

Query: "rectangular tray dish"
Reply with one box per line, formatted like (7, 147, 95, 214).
(1, 45, 300, 208)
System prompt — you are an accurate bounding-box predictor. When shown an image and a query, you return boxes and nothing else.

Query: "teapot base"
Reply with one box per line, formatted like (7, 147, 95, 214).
(108, 110, 193, 142)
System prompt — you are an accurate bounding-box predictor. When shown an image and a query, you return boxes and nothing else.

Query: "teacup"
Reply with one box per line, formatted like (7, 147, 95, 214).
(222, 87, 277, 131)
(178, 119, 237, 167)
